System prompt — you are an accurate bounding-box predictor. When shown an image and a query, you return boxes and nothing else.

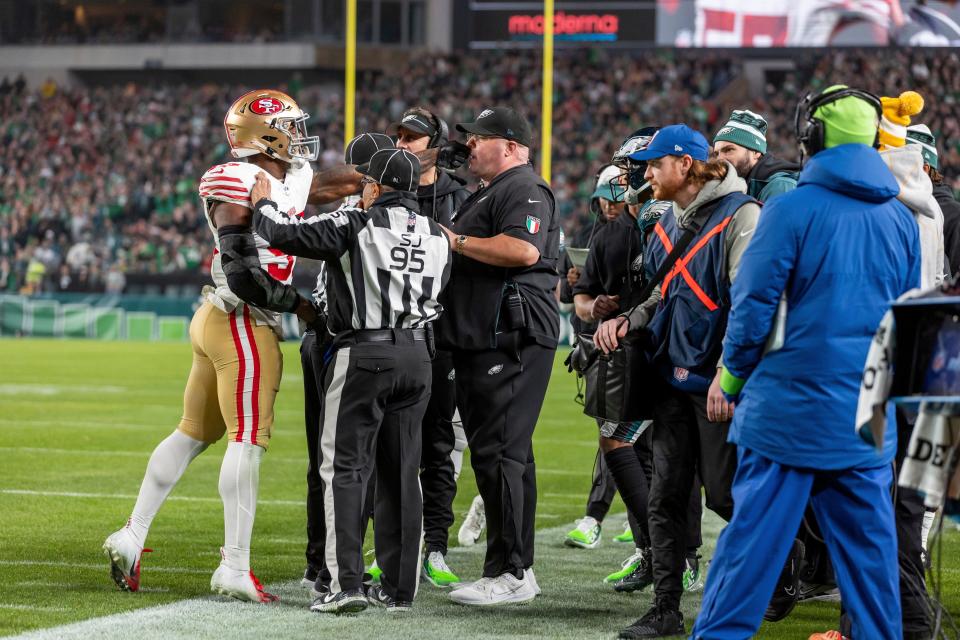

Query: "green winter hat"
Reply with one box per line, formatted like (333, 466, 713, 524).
(906, 123, 939, 171)
(813, 85, 880, 149)
(713, 109, 768, 154)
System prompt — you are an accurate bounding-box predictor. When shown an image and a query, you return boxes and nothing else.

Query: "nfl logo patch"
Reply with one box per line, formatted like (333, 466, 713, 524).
(673, 367, 689, 382)
(525, 216, 541, 234)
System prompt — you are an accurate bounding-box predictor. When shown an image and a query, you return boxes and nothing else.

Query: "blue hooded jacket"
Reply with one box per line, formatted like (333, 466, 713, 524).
(723, 144, 922, 470)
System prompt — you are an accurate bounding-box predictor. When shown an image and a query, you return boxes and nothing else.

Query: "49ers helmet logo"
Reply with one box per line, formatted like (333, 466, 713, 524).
(250, 97, 284, 115)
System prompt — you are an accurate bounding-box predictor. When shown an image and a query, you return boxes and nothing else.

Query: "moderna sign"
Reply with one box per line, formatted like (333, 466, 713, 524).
(507, 12, 619, 41)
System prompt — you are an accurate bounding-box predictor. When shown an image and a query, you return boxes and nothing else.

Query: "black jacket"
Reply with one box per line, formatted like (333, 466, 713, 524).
(417, 171, 470, 227)
(934, 183, 960, 278)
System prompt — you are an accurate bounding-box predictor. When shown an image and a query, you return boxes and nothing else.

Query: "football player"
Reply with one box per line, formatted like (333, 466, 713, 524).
(103, 89, 320, 602)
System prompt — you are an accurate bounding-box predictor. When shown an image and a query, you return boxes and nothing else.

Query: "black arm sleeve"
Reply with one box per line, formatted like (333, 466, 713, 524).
(218, 225, 301, 313)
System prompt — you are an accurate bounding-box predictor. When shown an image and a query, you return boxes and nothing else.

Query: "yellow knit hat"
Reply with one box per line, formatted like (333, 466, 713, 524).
(878, 91, 924, 150)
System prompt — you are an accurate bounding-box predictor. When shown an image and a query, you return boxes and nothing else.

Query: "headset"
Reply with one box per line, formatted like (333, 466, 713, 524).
(401, 107, 449, 149)
(795, 87, 882, 162)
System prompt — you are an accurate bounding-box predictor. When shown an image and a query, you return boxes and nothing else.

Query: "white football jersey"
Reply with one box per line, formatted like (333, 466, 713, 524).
(198, 160, 313, 331)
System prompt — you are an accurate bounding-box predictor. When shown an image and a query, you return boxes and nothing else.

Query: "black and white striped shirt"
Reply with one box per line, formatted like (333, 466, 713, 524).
(253, 191, 452, 332)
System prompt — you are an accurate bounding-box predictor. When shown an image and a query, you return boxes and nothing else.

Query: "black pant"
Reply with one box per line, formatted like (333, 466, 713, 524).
(318, 332, 431, 602)
(648, 382, 736, 610)
(300, 330, 328, 574)
(453, 333, 555, 578)
(421, 349, 458, 554)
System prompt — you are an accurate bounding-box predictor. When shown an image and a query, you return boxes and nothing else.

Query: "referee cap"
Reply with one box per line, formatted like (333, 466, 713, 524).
(357, 149, 420, 192)
(345, 132, 395, 165)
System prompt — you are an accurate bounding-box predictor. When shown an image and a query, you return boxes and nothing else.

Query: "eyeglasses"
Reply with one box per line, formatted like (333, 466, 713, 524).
(467, 133, 503, 143)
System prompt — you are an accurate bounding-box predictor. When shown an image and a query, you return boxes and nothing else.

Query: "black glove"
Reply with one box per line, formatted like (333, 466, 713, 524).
(437, 141, 470, 170)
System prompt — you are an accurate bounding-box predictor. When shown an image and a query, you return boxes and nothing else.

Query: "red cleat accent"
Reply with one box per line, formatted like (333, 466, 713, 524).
(249, 571, 279, 603)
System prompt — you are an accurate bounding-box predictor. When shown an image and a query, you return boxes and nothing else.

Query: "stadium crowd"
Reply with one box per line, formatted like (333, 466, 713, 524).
(1, 48, 958, 296)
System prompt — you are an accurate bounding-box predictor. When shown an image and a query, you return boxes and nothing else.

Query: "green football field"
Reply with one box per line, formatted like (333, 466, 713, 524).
(1, 338, 957, 639)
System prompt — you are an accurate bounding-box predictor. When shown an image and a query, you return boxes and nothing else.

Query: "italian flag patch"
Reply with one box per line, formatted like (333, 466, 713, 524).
(525, 215, 541, 234)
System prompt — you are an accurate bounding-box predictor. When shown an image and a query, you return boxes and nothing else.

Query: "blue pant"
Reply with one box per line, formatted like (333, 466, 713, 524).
(691, 447, 901, 640)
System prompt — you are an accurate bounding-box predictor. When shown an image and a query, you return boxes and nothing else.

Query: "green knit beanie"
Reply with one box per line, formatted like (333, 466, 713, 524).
(906, 123, 939, 170)
(713, 109, 768, 154)
(813, 85, 879, 149)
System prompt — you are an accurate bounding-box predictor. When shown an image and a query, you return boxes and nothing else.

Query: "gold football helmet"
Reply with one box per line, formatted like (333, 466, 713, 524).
(223, 89, 319, 162)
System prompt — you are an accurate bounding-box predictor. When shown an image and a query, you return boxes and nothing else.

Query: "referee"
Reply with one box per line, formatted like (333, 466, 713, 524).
(250, 149, 451, 614)
(438, 107, 560, 606)
(299, 132, 394, 590)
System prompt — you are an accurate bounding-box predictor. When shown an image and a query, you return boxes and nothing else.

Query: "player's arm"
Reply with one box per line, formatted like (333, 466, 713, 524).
(210, 201, 312, 317)
(307, 164, 363, 205)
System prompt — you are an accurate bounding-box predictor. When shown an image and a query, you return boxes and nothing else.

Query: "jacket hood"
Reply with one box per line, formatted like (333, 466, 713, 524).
(798, 144, 901, 204)
(748, 153, 801, 183)
(420, 170, 468, 199)
(880, 145, 939, 220)
(674, 160, 747, 226)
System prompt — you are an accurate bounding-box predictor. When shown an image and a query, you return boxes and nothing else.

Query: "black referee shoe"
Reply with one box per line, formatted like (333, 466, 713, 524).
(618, 604, 684, 638)
(764, 539, 805, 622)
(310, 587, 368, 614)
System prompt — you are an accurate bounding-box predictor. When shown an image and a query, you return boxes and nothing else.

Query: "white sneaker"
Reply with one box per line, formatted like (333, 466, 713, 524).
(524, 568, 541, 596)
(564, 516, 602, 549)
(448, 573, 536, 606)
(457, 495, 486, 547)
(211, 558, 278, 603)
(103, 527, 150, 592)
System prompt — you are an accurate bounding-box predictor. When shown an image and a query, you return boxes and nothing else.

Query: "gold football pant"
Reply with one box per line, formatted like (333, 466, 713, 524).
(177, 302, 282, 449)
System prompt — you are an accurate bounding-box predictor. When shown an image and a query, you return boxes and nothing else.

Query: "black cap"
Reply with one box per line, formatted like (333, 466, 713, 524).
(357, 149, 420, 192)
(386, 112, 438, 139)
(455, 107, 532, 147)
(344, 132, 395, 165)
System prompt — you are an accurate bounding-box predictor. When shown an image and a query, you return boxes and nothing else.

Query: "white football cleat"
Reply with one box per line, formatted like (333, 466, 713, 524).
(457, 495, 486, 547)
(449, 572, 536, 606)
(103, 527, 150, 592)
(211, 559, 278, 604)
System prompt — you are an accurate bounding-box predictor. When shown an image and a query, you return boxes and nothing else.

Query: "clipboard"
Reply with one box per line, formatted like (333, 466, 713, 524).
(567, 247, 589, 269)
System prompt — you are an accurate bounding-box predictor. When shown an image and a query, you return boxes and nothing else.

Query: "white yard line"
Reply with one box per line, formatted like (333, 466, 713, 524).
(0, 489, 302, 507)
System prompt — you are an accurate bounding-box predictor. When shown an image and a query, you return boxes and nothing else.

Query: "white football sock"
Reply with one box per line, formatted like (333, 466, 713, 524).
(219, 441, 264, 572)
(921, 509, 937, 552)
(127, 430, 208, 548)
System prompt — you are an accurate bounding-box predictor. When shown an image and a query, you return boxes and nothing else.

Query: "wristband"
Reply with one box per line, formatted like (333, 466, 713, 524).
(719, 366, 746, 399)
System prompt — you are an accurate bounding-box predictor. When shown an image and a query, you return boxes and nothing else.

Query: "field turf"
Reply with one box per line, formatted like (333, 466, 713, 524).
(1, 338, 957, 639)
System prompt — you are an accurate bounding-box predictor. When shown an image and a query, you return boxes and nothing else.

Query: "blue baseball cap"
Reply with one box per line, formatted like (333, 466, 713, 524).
(629, 124, 710, 162)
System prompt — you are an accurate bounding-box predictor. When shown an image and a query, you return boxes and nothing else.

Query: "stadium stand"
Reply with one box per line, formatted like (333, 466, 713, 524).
(1, 48, 957, 296)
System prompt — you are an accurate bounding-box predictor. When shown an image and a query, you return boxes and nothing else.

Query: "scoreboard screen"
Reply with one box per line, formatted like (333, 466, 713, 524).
(462, 1, 657, 48)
